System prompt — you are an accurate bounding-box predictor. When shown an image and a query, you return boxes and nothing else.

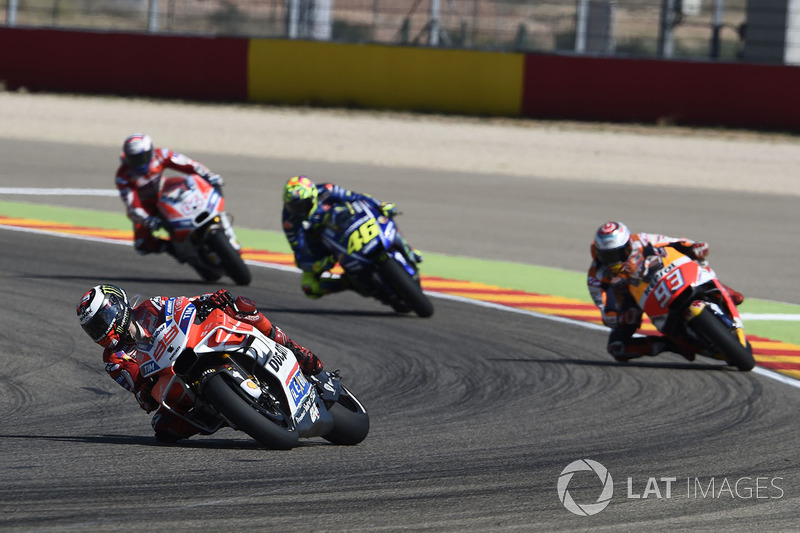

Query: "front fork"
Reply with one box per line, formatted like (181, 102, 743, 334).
(684, 299, 748, 349)
(219, 212, 241, 251)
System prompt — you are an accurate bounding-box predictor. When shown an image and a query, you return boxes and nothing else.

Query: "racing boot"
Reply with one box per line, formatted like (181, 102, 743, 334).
(608, 339, 651, 362)
(658, 338, 696, 362)
(161, 240, 179, 260)
(290, 343, 323, 376)
(610, 336, 695, 362)
(301, 271, 350, 299)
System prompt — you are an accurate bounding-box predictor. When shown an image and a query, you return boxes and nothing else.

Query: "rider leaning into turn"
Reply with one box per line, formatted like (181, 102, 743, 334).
(588, 221, 745, 363)
(115, 133, 224, 256)
(281, 175, 421, 299)
(76, 284, 323, 443)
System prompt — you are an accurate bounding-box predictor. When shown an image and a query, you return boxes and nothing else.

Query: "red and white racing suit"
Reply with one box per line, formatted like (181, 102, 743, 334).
(115, 148, 217, 254)
(587, 232, 717, 360)
(103, 292, 323, 442)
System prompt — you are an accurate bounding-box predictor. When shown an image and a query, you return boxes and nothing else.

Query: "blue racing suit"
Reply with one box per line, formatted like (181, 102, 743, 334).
(282, 183, 386, 298)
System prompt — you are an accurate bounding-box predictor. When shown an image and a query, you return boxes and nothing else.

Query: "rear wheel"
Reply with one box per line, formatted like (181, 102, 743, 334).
(206, 230, 252, 286)
(378, 258, 433, 318)
(202, 373, 298, 449)
(323, 386, 369, 445)
(691, 308, 755, 371)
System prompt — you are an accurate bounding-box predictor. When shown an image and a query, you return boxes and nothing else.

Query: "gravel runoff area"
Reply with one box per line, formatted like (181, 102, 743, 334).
(2, 91, 800, 195)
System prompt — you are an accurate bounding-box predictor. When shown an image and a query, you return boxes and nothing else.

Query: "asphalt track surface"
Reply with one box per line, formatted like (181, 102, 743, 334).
(1, 139, 800, 531)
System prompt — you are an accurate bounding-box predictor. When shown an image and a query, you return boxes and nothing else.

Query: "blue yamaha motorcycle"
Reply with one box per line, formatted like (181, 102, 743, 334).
(320, 200, 433, 318)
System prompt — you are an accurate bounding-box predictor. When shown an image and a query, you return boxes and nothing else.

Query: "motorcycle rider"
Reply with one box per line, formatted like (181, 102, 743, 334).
(77, 284, 323, 443)
(588, 221, 745, 362)
(116, 133, 224, 255)
(281, 175, 422, 299)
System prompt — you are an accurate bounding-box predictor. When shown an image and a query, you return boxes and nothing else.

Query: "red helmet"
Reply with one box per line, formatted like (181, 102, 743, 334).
(122, 133, 154, 174)
(77, 285, 132, 349)
(594, 221, 632, 271)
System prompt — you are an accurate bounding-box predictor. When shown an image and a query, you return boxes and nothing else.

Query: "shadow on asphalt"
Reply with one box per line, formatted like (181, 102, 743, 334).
(491, 357, 733, 371)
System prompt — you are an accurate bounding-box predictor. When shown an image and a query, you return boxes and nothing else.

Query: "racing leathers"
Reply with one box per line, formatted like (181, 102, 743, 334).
(115, 148, 222, 254)
(102, 290, 322, 442)
(282, 183, 405, 298)
(587, 232, 744, 362)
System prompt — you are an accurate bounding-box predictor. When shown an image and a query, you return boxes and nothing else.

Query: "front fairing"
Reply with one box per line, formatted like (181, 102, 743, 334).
(321, 201, 416, 278)
(191, 312, 333, 437)
(623, 248, 742, 339)
(157, 175, 224, 240)
(136, 297, 195, 378)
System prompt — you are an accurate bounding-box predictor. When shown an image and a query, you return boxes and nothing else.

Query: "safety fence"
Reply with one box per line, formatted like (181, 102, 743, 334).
(2, 0, 750, 61)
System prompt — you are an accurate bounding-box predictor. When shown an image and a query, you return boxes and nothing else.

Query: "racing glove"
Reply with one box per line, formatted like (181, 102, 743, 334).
(380, 202, 397, 218)
(208, 289, 234, 311)
(143, 216, 163, 233)
(691, 242, 709, 262)
(205, 173, 224, 188)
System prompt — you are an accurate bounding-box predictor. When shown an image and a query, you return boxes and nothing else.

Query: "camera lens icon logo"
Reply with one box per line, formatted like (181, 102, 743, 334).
(557, 459, 614, 516)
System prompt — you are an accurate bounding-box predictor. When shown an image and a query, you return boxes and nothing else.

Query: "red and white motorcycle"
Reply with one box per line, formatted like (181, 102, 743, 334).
(156, 174, 251, 285)
(137, 296, 370, 449)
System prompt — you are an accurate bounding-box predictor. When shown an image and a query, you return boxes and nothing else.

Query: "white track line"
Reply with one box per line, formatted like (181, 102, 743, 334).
(0, 187, 117, 196)
(3, 223, 799, 390)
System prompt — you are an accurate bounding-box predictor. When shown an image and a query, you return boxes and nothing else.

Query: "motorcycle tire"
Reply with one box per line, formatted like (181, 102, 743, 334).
(202, 373, 299, 450)
(188, 259, 223, 283)
(323, 386, 370, 445)
(206, 229, 252, 286)
(691, 307, 755, 371)
(377, 257, 434, 318)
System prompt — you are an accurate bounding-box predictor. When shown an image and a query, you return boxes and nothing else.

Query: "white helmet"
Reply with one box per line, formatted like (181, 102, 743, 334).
(122, 133, 154, 174)
(594, 221, 632, 268)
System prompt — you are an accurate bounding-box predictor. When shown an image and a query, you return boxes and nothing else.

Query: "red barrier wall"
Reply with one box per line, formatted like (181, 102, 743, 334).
(522, 54, 800, 131)
(3, 27, 800, 131)
(0, 28, 248, 101)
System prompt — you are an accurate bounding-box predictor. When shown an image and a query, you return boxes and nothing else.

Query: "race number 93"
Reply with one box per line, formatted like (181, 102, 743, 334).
(654, 269, 685, 308)
(347, 218, 380, 254)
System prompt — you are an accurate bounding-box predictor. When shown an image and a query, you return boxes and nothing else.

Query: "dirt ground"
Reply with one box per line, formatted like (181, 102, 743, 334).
(2, 91, 799, 195)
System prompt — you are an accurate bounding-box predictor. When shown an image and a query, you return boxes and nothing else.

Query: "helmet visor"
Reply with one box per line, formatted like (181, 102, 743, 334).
(82, 301, 123, 342)
(125, 148, 153, 171)
(286, 198, 314, 218)
(596, 243, 631, 269)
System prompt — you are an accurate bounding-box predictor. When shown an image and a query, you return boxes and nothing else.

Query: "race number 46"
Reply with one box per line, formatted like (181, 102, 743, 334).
(347, 218, 380, 254)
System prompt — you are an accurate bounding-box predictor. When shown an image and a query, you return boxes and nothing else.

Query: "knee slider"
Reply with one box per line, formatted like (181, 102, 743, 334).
(607, 341, 627, 357)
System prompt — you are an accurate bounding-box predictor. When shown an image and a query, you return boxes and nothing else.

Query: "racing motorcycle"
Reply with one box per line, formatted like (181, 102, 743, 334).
(615, 246, 754, 371)
(136, 296, 369, 449)
(320, 200, 433, 317)
(156, 174, 251, 286)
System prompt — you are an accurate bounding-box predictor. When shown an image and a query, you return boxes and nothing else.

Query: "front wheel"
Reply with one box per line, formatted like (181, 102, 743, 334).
(323, 386, 369, 445)
(378, 258, 434, 318)
(691, 308, 755, 371)
(188, 259, 222, 282)
(206, 229, 252, 286)
(202, 373, 299, 449)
